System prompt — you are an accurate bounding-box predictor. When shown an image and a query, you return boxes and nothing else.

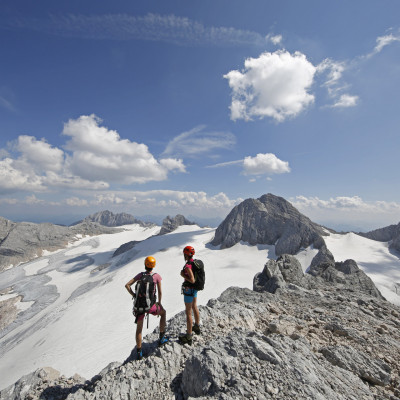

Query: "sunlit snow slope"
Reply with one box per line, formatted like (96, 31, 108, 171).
(0, 224, 273, 389)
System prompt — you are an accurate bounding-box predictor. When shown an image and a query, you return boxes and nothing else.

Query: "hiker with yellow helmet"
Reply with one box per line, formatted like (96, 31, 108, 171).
(125, 256, 168, 360)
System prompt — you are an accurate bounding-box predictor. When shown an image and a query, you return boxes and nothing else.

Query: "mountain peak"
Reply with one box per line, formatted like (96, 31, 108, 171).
(211, 193, 326, 255)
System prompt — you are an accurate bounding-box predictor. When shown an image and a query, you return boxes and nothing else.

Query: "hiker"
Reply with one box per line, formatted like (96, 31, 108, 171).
(179, 245, 201, 345)
(125, 256, 168, 360)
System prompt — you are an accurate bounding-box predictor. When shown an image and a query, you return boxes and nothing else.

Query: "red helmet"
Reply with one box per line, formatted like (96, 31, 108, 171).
(183, 245, 195, 257)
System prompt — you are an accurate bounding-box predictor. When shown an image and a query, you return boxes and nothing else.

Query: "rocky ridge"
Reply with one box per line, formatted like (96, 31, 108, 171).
(75, 210, 154, 228)
(3, 258, 400, 400)
(159, 215, 196, 236)
(210, 194, 327, 256)
(0, 217, 121, 272)
(359, 222, 400, 253)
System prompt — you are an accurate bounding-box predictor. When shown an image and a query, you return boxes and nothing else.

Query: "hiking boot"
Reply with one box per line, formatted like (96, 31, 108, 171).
(178, 334, 192, 346)
(192, 324, 201, 335)
(158, 335, 169, 347)
(137, 348, 143, 361)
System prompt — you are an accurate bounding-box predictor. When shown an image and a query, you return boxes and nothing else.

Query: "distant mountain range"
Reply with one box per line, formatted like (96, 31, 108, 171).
(1, 195, 400, 273)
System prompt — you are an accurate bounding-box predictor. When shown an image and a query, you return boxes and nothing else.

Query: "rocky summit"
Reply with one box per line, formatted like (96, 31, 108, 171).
(159, 215, 196, 235)
(210, 194, 327, 256)
(77, 210, 154, 228)
(3, 257, 400, 400)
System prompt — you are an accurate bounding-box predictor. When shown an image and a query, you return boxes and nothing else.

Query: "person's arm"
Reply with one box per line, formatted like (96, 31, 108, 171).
(125, 278, 136, 297)
(185, 267, 195, 284)
(157, 281, 162, 305)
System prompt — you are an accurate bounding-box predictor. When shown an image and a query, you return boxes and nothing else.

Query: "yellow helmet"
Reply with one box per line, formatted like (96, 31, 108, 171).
(144, 256, 156, 269)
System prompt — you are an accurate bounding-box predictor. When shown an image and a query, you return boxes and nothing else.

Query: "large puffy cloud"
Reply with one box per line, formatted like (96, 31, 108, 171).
(224, 50, 316, 122)
(15, 135, 64, 173)
(162, 125, 236, 158)
(0, 115, 185, 194)
(63, 115, 185, 184)
(0, 158, 45, 194)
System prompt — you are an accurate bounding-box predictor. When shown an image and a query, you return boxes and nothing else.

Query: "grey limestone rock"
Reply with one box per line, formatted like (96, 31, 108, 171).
(0, 217, 120, 271)
(76, 210, 154, 228)
(255, 252, 384, 300)
(358, 222, 400, 253)
(3, 283, 400, 400)
(210, 193, 327, 256)
(159, 214, 195, 235)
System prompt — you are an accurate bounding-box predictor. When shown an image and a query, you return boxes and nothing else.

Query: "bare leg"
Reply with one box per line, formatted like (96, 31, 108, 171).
(192, 297, 200, 325)
(136, 319, 144, 348)
(159, 308, 166, 333)
(185, 302, 193, 334)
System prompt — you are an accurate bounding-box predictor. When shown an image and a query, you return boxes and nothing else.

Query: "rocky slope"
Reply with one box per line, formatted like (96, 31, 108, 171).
(210, 193, 327, 256)
(3, 257, 400, 400)
(0, 217, 121, 272)
(358, 222, 400, 253)
(74, 210, 154, 228)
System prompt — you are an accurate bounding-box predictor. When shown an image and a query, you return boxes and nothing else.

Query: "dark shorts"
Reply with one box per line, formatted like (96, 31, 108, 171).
(183, 287, 198, 303)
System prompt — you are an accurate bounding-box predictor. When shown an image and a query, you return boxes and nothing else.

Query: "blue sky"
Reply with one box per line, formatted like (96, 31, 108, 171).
(1, 0, 400, 230)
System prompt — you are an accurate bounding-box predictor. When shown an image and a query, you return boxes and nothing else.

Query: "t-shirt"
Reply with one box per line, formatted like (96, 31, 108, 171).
(182, 258, 194, 283)
(134, 272, 162, 290)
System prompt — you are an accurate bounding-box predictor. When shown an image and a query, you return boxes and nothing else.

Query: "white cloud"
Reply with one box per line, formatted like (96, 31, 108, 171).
(207, 153, 290, 179)
(365, 34, 400, 58)
(243, 153, 291, 175)
(266, 34, 283, 45)
(316, 59, 359, 108)
(291, 195, 400, 230)
(159, 158, 186, 173)
(66, 197, 89, 207)
(163, 125, 236, 158)
(0, 115, 185, 194)
(317, 59, 346, 89)
(63, 115, 185, 184)
(332, 94, 359, 108)
(16, 135, 64, 173)
(224, 50, 316, 122)
(0, 158, 46, 194)
(88, 190, 242, 212)
(25, 194, 44, 204)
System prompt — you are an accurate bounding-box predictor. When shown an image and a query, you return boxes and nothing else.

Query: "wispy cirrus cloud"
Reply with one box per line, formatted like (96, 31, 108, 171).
(365, 33, 400, 59)
(5, 13, 271, 47)
(163, 125, 236, 158)
(0, 95, 16, 112)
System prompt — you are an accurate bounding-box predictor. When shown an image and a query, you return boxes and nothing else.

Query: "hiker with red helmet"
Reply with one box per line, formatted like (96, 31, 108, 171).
(179, 245, 201, 345)
(125, 256, 168, 360)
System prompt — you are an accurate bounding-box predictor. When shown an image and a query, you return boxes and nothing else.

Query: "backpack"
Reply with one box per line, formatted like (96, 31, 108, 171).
(189, 259, 205, 291)
(133, 273, 157, 314)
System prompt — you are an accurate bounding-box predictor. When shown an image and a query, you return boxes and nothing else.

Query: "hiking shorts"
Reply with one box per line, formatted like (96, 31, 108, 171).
(183, 287, 198, 303)
(136, 303, 164, 322)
